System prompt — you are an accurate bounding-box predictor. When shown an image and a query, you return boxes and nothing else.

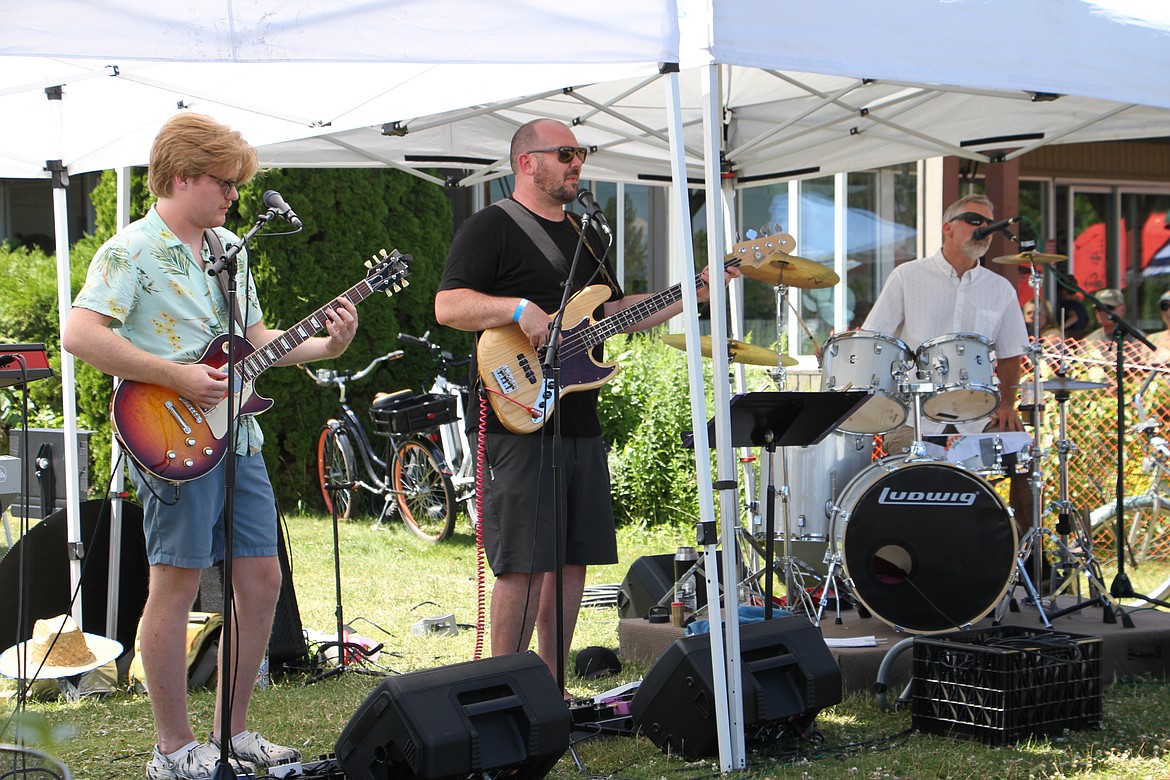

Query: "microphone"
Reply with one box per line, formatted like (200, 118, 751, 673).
(263, 190, 303, 229)
(576, 189, 612, 239)
(973, 216, 1019, 240)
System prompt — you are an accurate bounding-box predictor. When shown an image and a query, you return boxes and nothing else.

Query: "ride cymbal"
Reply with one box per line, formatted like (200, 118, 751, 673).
(991, 251, 1069, 265)
(739, 252, 841, 289)
(661, 334, 797, 367)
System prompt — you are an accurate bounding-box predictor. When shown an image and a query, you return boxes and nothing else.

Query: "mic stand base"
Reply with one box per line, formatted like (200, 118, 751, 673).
(303, 641, 389, 684)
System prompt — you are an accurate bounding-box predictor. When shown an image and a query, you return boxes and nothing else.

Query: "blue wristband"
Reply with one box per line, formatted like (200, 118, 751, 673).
(512, 298, 529, 323)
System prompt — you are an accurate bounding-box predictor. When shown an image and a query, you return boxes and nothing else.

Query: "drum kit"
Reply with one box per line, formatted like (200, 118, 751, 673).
(661, 233, 1125, 634)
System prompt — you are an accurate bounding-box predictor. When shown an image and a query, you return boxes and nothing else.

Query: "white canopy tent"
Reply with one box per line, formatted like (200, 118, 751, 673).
(5, 0, 1170, 770)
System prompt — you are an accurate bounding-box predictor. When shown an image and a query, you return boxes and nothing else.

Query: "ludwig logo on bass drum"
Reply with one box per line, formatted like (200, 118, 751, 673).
(877, 487, 977, 506)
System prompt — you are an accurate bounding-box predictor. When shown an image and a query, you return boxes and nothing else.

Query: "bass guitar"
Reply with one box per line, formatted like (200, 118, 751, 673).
(477, 256, 745, 434)
(112, 249, 411, 482)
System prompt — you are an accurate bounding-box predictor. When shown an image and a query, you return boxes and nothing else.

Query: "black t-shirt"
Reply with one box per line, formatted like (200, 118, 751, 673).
(439, 198, 623, 436)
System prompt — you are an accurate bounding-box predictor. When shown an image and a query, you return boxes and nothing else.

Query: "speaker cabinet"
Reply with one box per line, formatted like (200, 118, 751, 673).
(630, 616, 841, 759)
(617, 554, 675, 619)
(335, 652, 571, 780)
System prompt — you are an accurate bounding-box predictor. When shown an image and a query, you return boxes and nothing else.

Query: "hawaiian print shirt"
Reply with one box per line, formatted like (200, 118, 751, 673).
(74, 205, 266, 453)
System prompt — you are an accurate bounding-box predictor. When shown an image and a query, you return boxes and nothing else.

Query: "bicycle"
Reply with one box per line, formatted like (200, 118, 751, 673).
(1086, 377, 1170, 599)
(304, 351, 457, 542)
(396, 331, 478, 526)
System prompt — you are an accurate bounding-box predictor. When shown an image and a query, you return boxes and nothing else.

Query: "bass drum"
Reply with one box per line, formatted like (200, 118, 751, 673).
(829, 457, 1017, 633)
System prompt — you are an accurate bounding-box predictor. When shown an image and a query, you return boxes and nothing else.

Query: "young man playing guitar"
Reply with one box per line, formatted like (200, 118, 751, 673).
(63, 113, 358, 780)
(435, 118, 737, 685)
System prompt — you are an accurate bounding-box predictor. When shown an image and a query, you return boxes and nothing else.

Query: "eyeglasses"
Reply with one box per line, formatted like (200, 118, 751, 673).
(949, 211, 994, 228)
(525, 146, 589, 164)
(1160, 300, 1170, 312)
(205, 174, 239, 195)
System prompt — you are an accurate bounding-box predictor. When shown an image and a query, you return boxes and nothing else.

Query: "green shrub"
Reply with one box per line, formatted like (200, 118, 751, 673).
(599, 332, 717, 527)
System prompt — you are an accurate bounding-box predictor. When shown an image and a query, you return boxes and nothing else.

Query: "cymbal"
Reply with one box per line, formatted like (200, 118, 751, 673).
(739, 252, 841, 289)
(661, 334, 797, 367)
(991, 250, 1069, 265)
(1031, 377, 1109, 393)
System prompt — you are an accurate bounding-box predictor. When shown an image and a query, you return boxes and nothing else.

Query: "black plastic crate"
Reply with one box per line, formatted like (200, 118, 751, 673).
(911, 625, 1101, 745)
(370, 393, 457, 436)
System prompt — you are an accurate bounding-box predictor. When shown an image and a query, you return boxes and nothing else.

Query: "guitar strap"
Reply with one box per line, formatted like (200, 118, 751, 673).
(492, 199, 618, 291)
(202, 228, 246, 331)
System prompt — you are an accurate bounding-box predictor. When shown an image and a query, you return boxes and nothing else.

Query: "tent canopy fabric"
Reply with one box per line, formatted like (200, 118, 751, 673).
(0, 0, 680, 179)
(4, 1, 1170, 183)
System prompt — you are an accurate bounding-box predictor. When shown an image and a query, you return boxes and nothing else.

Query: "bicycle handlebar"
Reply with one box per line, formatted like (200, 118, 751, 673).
(398, 331, 471, 370)
(298, 349, 405, 388)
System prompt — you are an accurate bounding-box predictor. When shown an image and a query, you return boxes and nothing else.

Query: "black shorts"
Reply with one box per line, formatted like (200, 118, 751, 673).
(480, 432, 618, 574)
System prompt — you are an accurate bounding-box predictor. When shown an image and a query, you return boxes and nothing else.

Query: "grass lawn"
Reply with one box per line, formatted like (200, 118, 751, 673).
(3, 508, 1170, 779)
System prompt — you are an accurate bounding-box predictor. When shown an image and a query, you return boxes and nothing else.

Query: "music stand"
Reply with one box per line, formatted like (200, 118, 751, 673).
(714, 391, 870, 619)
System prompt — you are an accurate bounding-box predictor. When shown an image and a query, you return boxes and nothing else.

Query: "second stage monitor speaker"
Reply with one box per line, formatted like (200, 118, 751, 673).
(630, 615, 841, 759)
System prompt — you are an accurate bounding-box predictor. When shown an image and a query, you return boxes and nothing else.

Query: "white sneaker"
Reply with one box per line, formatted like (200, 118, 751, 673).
(146, 742, 255, 780)
(211, 731, 301, 768)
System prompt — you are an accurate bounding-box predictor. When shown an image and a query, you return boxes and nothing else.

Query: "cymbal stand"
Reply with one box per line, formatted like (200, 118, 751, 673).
(768, 282, 791, 391)
(1006, 258, 1131, 626)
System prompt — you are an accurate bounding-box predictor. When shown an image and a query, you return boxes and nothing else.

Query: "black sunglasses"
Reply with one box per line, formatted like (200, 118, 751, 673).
(950, 211, 994, 228)
(1160, 300, 1170, 312)
(525, 146, 589, 164)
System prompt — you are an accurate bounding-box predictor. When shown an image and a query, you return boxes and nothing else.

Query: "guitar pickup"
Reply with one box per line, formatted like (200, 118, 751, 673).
(491, 365, 518, 394)
(164, 400, 194, 434)
(516, 353, 537, 384)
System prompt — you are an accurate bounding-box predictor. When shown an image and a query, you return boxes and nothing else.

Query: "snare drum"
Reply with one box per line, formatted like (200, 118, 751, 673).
(946, 432, 1033, 478)
(822, 331, 913, 434)
(783, 432, 874, 540)
(915, 333, 999, 424)
(828, 457, 1017, 633)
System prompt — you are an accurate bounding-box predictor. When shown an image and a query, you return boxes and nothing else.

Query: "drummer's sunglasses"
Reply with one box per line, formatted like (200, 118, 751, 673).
(950, 212, 994, 227)
(525, 146, 589, 164)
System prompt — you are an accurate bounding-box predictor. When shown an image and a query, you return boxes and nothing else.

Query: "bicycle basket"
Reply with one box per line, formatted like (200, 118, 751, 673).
(370, 393, 458, 436)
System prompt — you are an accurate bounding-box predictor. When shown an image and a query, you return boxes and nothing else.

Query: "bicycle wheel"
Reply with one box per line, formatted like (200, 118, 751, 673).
(1088, 493, 1170, 567)
(393, 438, 457, 542)
(317, 424, 357, 521)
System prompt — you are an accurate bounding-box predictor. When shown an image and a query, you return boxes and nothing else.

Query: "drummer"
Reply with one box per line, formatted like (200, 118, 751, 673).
(861, 194, 1033, 536)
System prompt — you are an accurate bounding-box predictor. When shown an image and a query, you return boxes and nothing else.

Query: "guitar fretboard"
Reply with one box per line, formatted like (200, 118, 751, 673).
(578, 258, 741, 348)
(239, 256, 405, 383)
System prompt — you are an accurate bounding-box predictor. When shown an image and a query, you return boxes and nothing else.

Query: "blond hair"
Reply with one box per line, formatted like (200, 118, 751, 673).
(147, 113, 260, 198)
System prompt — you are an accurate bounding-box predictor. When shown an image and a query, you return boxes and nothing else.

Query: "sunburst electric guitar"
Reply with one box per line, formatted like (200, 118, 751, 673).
(111, 249, 411, 482)
(477, 256, 744, 434)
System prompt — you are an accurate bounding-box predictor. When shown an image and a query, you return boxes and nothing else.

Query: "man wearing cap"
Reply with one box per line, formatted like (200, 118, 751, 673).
(1083, 288, 1126, 344)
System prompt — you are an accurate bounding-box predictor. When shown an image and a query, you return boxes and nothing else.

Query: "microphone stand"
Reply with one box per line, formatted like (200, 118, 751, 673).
(539, 210, 608, 693)
(205, 209, 276, 780)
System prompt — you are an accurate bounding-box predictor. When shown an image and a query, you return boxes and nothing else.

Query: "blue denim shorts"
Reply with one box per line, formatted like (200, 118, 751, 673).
(129, 452, 278, 568)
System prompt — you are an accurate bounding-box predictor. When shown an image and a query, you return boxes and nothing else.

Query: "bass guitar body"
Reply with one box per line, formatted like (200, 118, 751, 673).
(477, 285, 616, 435)
(111, 334, 271, 482)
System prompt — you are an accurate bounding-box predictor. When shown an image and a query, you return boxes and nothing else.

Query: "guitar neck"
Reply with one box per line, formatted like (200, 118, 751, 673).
(587, 258, 740, 344)
(240, 278, 379, 382)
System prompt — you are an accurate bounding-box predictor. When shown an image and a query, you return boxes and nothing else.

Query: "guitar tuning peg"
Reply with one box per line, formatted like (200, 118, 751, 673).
(390, 284, 401, 293)
(364, 260, 373, 269)
(401, 279, 409, 287)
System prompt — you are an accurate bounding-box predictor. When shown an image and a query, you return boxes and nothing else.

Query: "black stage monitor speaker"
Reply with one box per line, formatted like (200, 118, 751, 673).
(617, 553, 674, 619)
(630, 616, 841, 759)
(335, 652, 571, 780)
(0, 499, 148, 655)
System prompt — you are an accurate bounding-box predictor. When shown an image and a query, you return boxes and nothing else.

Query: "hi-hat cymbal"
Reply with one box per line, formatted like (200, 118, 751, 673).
(991, 250, 1069, 265)
(1033, 377, 1109, 393)
(739, 252, 841, 289)
(661, 334, 797, 367)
